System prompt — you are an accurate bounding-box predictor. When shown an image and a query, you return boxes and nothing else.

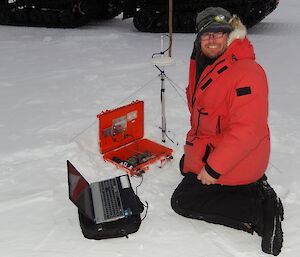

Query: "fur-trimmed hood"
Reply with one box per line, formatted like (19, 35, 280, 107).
(227, 15, 247, 46)
(224, 15, 255, 62)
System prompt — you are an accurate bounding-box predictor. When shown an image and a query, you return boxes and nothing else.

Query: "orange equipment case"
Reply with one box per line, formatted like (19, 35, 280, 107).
(97, 100, 173, 176)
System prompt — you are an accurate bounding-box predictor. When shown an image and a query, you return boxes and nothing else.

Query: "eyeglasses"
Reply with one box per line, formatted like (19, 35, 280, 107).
(200, 32, 225, 41)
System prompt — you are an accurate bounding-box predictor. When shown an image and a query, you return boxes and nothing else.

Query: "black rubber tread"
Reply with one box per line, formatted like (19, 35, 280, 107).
(0, 12, 90, 28)
(133, 0, 279, 33)
(0, 2, 90, 28)
(43, 10, 59, 26)
(0, 0, 122, 28)
(29, 8, 43, 24)
(0, 0, 279, 31)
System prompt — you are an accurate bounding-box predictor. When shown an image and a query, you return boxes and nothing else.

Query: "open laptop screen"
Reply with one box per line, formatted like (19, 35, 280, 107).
(67, 161, 94, 221)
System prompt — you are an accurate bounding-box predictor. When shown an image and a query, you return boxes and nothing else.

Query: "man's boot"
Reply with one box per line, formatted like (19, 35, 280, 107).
(260, 179, 284, 256)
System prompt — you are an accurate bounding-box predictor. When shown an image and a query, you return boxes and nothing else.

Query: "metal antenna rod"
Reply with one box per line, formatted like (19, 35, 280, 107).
(160, 35, 167, 143)
(151, 35, 174, 143)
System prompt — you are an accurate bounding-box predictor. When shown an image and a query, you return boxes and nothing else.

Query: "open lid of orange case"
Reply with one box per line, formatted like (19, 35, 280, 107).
(97, 100, 144, 154)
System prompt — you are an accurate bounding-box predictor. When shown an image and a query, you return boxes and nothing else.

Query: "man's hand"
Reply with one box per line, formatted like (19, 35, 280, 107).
(197, 167, 217, 185)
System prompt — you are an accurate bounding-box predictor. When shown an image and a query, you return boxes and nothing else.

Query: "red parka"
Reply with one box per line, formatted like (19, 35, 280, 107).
(183, 37, 270, 185)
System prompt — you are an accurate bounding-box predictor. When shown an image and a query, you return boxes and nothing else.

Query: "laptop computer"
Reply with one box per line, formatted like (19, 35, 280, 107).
(67, 160, 141, 224)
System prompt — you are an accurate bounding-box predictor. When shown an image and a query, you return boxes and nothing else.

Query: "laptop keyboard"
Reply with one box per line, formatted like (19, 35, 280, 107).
(99, 178, 124, 220)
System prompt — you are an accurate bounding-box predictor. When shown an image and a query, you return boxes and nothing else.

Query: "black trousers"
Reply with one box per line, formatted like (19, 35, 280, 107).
(171, 172, 265, 235)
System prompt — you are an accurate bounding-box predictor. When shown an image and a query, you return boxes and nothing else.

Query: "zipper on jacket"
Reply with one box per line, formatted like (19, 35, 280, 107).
(195, 108, 208, 134)
(202, 144, 211, 163)
(217, 116, 221, 134)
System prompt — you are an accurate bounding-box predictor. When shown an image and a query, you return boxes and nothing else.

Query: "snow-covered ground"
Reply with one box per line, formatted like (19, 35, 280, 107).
(1, 1, 299, 256)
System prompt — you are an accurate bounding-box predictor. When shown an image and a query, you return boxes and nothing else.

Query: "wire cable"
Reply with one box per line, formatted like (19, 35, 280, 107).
(117, 75, 160, 106)
(69, 75, 159, 142)
(269, 161, 284, 174)
(165, 74, 186, 94)
(151, 34, 171, 58)
(132, 175, 148, 221)
(134, 174, 144, 196)
(165, 75, 187, 105)
(141, 201, 149, 221)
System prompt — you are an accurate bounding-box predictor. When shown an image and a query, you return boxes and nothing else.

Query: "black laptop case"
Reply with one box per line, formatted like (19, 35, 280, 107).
(78, 195, 144, 240)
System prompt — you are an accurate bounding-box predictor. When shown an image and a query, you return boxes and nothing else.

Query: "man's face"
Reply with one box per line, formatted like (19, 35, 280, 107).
(200, 32, 229, 59)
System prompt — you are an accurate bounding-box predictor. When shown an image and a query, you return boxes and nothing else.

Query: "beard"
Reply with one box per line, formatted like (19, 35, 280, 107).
(202, 43, 227, 59)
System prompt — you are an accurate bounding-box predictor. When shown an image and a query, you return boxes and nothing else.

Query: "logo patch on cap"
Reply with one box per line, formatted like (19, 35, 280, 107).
(213, 15, 226, 22)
